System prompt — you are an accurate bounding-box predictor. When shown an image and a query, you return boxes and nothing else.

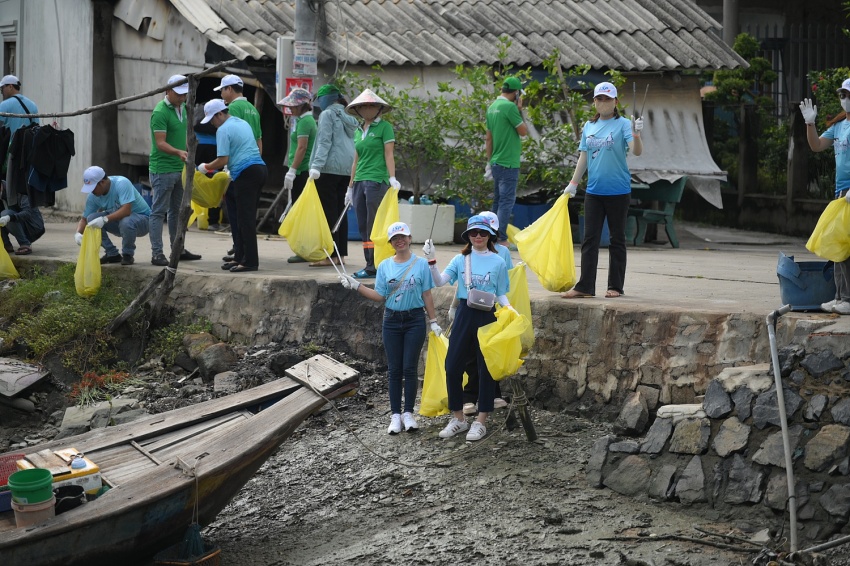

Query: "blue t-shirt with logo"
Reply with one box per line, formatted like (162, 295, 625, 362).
(579, 116, 633, 196)
(823, 120, 850, 196)
(375, 255, 434, 311)
(443, 250, 509, 300)
(495, 243, 513, 269)
(83, 176, 151, 217)
(216, 116, 265, 179)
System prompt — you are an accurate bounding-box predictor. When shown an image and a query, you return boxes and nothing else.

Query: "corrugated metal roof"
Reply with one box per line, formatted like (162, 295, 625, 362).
(170, 0, 746, 70)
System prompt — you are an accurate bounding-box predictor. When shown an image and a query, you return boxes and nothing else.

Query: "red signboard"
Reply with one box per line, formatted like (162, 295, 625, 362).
(282, 77, 313, 116)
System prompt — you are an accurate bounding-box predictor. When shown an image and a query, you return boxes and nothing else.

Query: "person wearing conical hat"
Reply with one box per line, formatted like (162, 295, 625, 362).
(346, 88, 400, 279)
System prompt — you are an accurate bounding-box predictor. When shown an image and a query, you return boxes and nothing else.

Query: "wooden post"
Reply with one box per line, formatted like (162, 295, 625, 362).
(787, 101, 808, 217)
(737, 103, 758, 207)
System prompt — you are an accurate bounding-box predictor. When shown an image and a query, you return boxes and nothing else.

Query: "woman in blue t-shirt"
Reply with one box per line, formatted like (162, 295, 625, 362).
(562, 82, 643, 299)
(339, 222, 442, 434)
(423, 215, 516, 442)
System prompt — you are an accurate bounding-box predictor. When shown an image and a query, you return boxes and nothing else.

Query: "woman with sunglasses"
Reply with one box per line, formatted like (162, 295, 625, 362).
(339, 222, 442, 434)
(423, 215, 515, 441)
(561, 81, 643, 299)
(801, 80, 850, 315)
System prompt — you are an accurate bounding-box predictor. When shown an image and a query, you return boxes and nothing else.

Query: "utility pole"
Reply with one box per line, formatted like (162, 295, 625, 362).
(722, 0, 739, 47)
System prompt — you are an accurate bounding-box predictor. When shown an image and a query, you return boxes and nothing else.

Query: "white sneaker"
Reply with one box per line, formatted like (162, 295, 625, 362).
(466, 421, 487, 441)
(493, 397, 508, 409)
(439, 417, 469, 438)
(821, 299, 839, 312)
(402, 412, 419, 432)
(387, 414, 402, 435)
(833, 301, 850, 315)
(462, 402, 477, 415)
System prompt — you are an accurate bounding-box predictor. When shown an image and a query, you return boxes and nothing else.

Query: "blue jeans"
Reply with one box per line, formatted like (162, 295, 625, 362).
(87, 212, 150, 257)
(353, 180, 388, 271)
(382, 308, 427, 415)
(149, 171, 183, 257)
(491, 164, 519, 241)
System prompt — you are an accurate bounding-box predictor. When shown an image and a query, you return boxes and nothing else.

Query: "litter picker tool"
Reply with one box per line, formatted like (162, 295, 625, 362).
(277, 189, 293, 224)
(632, 83, 637, 118)
(638, 84, 649, 119)
(323, 248, 346, 278)
(428, 204, 439, 241)
(332, 202, 351, 233)
(333, 241, 348, 274)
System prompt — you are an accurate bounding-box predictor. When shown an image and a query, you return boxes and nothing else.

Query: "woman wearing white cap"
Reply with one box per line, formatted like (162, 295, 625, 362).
(562, 81, 643, 299)
(346, 89, 401, 279)
(801, 80, 850, 315)
(423, 215, 516, 441)
(339, 221, 441, 434)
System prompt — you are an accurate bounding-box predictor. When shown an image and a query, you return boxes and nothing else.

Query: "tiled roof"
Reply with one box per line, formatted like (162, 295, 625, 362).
(170, 0, 746, 71)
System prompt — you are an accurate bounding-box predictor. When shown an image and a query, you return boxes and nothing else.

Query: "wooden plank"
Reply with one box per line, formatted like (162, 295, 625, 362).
(285, 354, 359, 393)
(24, 449, 70, 476)
(130, 441, 161, 466)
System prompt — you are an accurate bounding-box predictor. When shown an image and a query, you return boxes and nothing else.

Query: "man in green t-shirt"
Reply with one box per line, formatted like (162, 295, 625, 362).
(485, 76, 528, 244)
(148, 74, 202, 266)
(214, 74, 263, 260)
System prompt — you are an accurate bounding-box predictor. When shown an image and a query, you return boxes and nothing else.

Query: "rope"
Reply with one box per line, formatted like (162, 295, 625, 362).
(0, 59, 239, 120)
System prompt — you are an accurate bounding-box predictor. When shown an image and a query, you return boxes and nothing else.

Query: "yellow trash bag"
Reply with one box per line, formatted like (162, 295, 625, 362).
(188, 201, 209, 230)
(477, 307, 530, 381)
(507, 262, 534, 355)
(369, 187, 400, 268)
(806, 199, 850, 262)
(75, 226, 102, 298)
(420, 332, 451, 417)
(0, 246, 18, 279)
(506, 223, 520, 245)
(183, 168, 230, 209)
(279, 178, 333, 261)
(514, 194, 576, 292)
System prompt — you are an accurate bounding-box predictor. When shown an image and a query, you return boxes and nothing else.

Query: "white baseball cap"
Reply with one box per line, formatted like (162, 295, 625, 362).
(82, 166, 106, 193)
(838, 78, 850, 93)
(593, 82, 618, 99)
(479, 211, 499, 231)
(387, 221, 411, 239)
(167, 74, 189, 95)
(214, 74, 244, 91)
(0, 75, 20, 87)
(200, 99, 228, 124)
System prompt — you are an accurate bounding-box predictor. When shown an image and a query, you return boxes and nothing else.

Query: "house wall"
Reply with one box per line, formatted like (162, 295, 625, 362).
(0, 0, 21, 77)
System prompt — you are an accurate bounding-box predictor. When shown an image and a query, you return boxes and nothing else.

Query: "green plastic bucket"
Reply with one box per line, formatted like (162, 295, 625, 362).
(8, 468, 54, 504)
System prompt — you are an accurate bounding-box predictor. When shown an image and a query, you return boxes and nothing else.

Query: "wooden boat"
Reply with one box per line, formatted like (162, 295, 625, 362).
(0, 354, 358, 566)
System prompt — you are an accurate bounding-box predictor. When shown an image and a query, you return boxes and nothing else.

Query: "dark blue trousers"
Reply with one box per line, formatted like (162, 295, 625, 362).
(445, 301, 496, 413)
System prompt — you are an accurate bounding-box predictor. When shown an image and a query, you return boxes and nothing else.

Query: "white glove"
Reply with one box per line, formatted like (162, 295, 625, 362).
(284, 169, 297, 190)
(430, 321, 443, 337)
(800, 99, 817, 125)
(506, 305, 519, 316)
(74, 232, 83, 246)
(845, 192, 850, 204)
(88, 216, 107, 229)
(389, 176, 401, 190)
(339, 275, 360, 291)
(484, 163, 493, 181)
(563, 181, 578, 197)
(197, 163, 211, 175)
(0, 215, 9, 227)
(309, 168, 321, 180)
(344, 186, 354, 207)
(422, 239, 436, 260)
(448, 306, 456, 322)
(632, 115, 644, 133)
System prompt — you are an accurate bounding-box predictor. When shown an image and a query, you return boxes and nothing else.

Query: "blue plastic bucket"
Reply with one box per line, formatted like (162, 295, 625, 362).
(776, 253, 836, 311)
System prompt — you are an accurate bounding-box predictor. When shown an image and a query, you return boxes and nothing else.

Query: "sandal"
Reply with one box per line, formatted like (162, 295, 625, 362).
(14, 246, 32, 255)
(309, 258, 344, 267)
(230, 265, 258, 273)
(352, 269, 376, 279)
(605, 290, 623, 298)
(561, 289, 593, 299)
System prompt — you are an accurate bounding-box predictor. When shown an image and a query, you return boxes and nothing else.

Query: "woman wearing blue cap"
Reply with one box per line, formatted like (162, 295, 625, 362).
(339, 221, 441, 434)
(423, 215, 516, 441)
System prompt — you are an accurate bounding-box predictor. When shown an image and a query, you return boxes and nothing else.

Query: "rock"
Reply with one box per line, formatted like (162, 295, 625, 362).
(196, 342, 238, 380)
(800, 350, 844, 378)
(669, 418, 710, 455)
(764, 473, 792, 511)
(778, 344, 805, 377)
(804, 424, 850, 472)
(214, 371, 241, 393)
(56, 398, 140, 438)
(712, 416, 751, 457)
(603, 455, 651, 496)
(675, 456, 706, 505)
(609, 440, 640, 454)
(751, 387, 803, 430)
(174, 351, 198, 372)
(714, 364, 772, 393)
(724, 454, 766, 504)
(804, 394, 828, 421)
(90, 399, 142, 429)
(703, 380, 733, 419)
(587, 435, 614, 488)
(752, 425, 802, 468)
(636, 385, 660, 411)
(732, 386, 755, 422)
(110, 408, 149, 426)
(648, 464, 677, 500)
(656, 404, 705, 424)
(183, 332, 219, 358)
(640, 417, 673, 455)
(831, 398, 850, 426)
(789, 369, 807, 386)
(819, 484, 850, 520)
(613, 391, 648, 436)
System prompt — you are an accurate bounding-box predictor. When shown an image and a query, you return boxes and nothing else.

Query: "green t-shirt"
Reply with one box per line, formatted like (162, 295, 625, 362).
(486, 97, 523, 168)
(287, 115, 317, 174)
(149, 98, 187, 174)
(227, 98, 262, 141)
(353, 119, 395, 183)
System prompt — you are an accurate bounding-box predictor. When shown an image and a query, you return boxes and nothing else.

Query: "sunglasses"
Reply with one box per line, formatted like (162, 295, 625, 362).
(467, 229, 490, 237)
(840, 91, 850, 100)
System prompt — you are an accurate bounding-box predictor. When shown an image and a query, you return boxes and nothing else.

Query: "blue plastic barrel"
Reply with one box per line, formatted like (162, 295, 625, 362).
(776, 253, 836, 311)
